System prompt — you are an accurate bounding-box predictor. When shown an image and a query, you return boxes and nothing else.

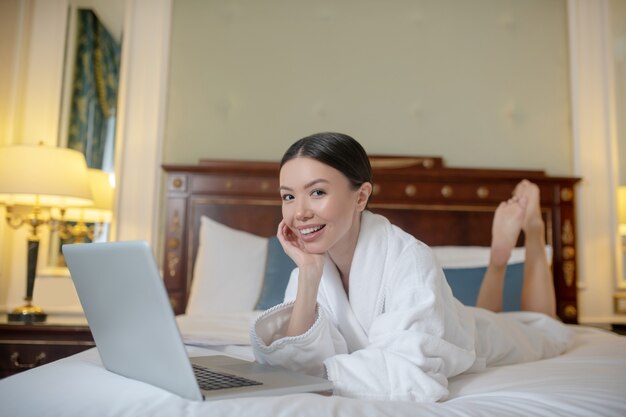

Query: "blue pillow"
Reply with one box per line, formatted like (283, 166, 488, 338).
(443, 263, 524, 311)
(254, 240, 525, 311)
(255, 237, 296, 310)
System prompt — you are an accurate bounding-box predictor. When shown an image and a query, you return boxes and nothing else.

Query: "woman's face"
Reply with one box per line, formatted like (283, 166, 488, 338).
(279, 157, 369, 255)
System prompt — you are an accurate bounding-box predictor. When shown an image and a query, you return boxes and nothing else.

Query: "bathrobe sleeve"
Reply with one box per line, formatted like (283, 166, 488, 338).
(250, 270, 349, 378)
(251, 242, 478, 401)
(323, 242, 478, 402)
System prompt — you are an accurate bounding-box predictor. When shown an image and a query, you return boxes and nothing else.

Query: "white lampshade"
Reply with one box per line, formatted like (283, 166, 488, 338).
(53, 169, 114, 223)
(0, 144, 93, 208)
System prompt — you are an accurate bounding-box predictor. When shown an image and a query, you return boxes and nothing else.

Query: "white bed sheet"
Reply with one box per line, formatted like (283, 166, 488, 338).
(1, 319, 625, 417)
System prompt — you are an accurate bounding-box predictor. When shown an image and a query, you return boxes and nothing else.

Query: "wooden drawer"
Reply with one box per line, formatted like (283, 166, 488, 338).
(0, 322, 95, 378)
(0, 340, 94, 378)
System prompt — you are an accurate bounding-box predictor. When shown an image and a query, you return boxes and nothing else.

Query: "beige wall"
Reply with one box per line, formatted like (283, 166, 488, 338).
(164, 0, 572, 176)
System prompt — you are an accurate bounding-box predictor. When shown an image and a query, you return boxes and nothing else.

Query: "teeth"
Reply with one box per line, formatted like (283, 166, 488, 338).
(300, 225, 323, 235)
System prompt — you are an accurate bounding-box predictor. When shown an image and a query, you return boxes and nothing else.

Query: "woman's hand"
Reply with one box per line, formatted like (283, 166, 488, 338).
(276, 220, 325, 275)
(277, 220, 325, 336)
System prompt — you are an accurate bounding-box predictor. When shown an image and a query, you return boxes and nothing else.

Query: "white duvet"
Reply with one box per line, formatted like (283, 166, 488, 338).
(1, 317, 625, 417)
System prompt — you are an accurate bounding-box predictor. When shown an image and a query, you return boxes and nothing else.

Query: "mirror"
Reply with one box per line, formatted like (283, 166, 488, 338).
(46, 2, 123, 270)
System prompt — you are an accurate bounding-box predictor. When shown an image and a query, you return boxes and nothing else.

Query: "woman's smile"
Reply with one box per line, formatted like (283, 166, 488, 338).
(298, 224, 326, 241)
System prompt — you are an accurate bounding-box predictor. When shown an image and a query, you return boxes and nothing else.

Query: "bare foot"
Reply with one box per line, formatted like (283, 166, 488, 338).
(490, 197, 527, 266)
(513, 180, 544, 234)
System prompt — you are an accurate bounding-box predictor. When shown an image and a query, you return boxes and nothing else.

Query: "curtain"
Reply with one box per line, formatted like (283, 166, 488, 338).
(67, 9, 121, 169)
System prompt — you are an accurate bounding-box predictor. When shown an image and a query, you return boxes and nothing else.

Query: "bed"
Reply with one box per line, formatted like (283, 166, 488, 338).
(2, 155, 625, 417)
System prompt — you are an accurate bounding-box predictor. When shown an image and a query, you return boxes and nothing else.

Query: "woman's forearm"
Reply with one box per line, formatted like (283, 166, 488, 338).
(286, 268, 321, 336)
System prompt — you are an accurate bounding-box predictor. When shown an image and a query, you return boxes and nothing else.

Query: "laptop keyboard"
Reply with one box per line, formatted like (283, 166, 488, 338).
(192, 364, 263, 391)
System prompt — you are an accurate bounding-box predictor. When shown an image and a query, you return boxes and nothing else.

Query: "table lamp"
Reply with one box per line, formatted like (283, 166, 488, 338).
(0, 143, 92, 322)
(52, 168, 114, 244)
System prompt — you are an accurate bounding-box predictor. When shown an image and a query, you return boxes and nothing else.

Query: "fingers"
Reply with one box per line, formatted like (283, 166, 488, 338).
(277, 220, 294, 243)
(277, 220, 322, 270)
(277, 220, 302, 250)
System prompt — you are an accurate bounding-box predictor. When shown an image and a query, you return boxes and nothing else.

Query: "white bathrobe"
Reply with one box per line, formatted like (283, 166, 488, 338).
(250, 211, 572, 402)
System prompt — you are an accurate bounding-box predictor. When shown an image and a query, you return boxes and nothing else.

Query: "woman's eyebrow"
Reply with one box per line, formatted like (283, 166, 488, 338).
(279, 179, 329, 192)
(304, 178, 329, 189)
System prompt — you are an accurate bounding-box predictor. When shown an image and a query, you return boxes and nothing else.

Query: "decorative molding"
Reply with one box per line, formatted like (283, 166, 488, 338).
(113, 0, 172, 248)
(563, 303, 578, 320)
(167, 251, 179, 279)
(562, 246, 575, 260)
(169, 175, 186, 192)
(560, 187, 574, 202)
(441, 185, 453, 198)
(369, 157, 435, 170)
(563, 260, 576, 287)
(568, 0, 624, 315)
(562, 219, 574, 246)
(476, 186, 489, 199)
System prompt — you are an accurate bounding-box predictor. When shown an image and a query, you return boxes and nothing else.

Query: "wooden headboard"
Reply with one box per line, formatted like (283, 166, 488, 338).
(162, 156, 580, 323)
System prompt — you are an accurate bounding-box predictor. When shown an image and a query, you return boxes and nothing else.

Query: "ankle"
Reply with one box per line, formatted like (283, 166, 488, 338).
(524, 218, 545, 236)
(489, 247, 511, 268)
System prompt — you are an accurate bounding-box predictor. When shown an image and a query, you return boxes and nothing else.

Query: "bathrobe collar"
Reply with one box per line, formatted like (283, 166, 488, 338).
(319, 211, 388, 350)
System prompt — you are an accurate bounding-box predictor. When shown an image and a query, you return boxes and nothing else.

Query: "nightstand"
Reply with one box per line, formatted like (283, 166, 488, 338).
(0, 316, 95, 378)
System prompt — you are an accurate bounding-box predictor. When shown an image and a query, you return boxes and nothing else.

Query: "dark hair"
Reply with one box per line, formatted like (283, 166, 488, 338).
(280, 132, 372, 189)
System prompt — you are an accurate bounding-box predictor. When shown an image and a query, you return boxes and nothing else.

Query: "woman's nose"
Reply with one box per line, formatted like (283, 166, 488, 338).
(295, 201, 313, 221)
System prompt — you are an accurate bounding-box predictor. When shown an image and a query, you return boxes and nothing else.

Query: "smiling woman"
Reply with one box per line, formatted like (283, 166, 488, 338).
(277, 137, 372, 336)
(248, 132, 573, 402)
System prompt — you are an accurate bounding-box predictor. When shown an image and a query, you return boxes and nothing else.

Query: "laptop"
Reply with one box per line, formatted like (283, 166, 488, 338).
(63, 240, 333, 401)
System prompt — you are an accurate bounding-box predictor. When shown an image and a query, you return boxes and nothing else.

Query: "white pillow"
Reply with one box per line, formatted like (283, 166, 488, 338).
(186, 216, 268, 316)
(431, 246, 553, 268)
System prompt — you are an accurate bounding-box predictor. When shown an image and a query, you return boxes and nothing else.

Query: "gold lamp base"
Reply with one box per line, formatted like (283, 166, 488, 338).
(7, 303, 47, 323)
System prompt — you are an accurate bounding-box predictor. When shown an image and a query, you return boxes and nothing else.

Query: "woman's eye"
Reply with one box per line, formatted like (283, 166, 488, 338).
(281, 194, 294, 202)
(311, 189, 326, 197)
